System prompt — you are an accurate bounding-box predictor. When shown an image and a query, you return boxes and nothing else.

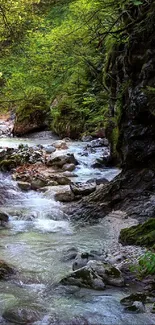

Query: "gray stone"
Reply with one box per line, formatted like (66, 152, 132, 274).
(61, 260, 124, 290)
(62, 163, 76, 172)
(125, 301, 145, 313)
(54, 185, 75, 202)
(46, 153, 78, 168)
(81, 135, 93, 142)
(70, 182, 96, 196)
(44, 145, 56, 154)
(2, 307, 41, 324)
(31, 178, 47, 190)
(17, 181, 31, 191)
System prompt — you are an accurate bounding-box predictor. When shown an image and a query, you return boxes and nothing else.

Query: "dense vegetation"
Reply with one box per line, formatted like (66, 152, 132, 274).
(0, 0, 144, 138)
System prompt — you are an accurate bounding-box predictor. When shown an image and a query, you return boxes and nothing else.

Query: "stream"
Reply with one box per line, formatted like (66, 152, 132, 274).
(0, 133, 155, 325)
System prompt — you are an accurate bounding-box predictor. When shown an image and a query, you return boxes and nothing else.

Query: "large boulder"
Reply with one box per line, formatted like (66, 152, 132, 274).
(54, 185, 75, 202)
(70, 181, 96, 196)
(60, 260, 124, 289)
(46, 153, 78, 168)
(72, 251, 107, 271)
(13, 94, 49, 136)
(62, 163, 76, 172)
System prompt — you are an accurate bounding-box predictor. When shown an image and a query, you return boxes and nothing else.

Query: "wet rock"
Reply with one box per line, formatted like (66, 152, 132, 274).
(53, 141, 68, 150)
(46, 153, 78, 168)
(81, 135, 93, 142)
(54, 185, 75, 202)
(55, 175, 71, 185)
(96, 177, 109, 185)
(63, 171, 77, 177)
(31, 178, 47, 190)
(70, 182, 96, 196)
(72, 251, 107, 271)
(120, 293, 147, 306)
(47, 180, 58, 186)
(0, 211, 9, 224)
(17, 181, 31, 191)
(0, 260, 15, 280)
(107, 253, 126, 265)
(44, 145, 56, 154)
(124, 301, 145, 313)
(61, 247, 79, 262)
(48, 315, 89, 325)
(0, 148, 6, 158)
(2, 307, 42, 324)
(62, 163, 76, 172)
(152, 302, 155, 313)
(90, 138, 108, 148)
(61, 260, 124, 289)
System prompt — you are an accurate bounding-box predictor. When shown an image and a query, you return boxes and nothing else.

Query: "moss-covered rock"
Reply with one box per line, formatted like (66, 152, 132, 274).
(13, 94, 50, 135)
(119, 219, 155, 247)
(0, 159, 17, 171)
(60, 260, 124, 289)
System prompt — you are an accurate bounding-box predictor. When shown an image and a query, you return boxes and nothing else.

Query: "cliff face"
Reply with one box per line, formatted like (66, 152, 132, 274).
(71, 1, 155, 222)
(109, 1, 155, 169)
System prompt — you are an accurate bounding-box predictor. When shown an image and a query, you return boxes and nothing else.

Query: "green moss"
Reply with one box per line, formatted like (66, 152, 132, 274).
(119, 219, 155, 247)
(0, 159, 17, 171)
(105, 265, 121, 278)
(16, 94, 49, 123)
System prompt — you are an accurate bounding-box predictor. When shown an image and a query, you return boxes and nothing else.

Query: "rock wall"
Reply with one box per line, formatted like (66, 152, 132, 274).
(71, 1, 155, 222)
(107, 1, 155, 169)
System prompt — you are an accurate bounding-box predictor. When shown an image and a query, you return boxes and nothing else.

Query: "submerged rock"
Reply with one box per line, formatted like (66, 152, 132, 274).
(0, 211, 9, 224)
(2, 307, 42, 324)
(61, 247, 79, 262)
(0, 260, 15, 280)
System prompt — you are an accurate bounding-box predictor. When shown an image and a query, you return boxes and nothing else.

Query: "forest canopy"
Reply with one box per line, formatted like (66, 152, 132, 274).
(0, 0, 144, 137)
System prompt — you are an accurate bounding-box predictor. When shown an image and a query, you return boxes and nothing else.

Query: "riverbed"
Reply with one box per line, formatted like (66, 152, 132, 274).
(0, 133, 155, 325)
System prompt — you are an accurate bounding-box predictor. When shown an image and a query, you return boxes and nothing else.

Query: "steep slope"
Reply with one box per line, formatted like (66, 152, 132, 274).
(72, 0, 155, 222)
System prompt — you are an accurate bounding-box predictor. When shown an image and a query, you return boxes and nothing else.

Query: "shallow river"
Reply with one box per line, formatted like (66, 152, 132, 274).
(0, 134, 154, 325)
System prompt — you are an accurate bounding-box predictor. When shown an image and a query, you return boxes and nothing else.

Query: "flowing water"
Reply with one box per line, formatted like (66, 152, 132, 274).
(0, 134, 154, 325)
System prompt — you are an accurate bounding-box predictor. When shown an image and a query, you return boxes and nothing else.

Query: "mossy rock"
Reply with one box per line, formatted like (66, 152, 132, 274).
(0, 159, 17, 171)
(119, 219, 155, 247)
(13, 94, 50, 135)
(120, 293, 147, 306)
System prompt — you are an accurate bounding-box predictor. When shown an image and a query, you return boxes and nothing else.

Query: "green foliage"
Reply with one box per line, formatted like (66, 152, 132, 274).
(119, 218, 155, 247)
(138, 251, 155, 276)
(0, 0, 145, 137)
